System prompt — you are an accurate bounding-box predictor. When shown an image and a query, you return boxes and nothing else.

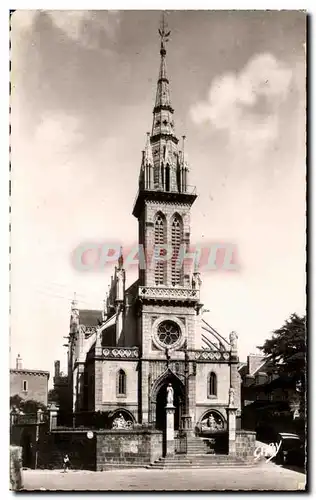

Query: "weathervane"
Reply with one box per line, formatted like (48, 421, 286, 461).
(158, 12, 170, 55)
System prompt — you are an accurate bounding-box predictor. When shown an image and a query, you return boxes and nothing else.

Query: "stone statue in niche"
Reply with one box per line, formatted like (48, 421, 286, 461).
(228, 387, 235, 406)
(229, 331, 238, 350)
(192, 270, 202, 290)
(112, 413, 133, 429)
(166, 383, 174, 406)
(200, 412, 224, 432)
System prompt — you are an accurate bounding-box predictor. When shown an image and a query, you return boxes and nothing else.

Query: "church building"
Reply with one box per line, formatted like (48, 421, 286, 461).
(63, 21, 241, 436)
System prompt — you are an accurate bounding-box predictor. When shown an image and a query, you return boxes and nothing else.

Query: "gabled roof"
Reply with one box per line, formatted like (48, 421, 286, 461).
(251, 355, 273, 376)
(81, 313, 117, 360)
(79, 309, 102, 326)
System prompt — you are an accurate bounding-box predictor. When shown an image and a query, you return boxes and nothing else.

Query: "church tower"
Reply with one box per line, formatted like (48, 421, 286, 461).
(133, 16, 202, 426)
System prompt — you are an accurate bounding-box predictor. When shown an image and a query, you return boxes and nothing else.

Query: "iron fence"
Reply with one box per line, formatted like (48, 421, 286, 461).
(175, 431, 187, 454)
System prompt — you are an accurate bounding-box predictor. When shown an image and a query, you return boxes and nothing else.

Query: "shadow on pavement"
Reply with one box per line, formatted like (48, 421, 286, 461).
(279, 463, 306, 475)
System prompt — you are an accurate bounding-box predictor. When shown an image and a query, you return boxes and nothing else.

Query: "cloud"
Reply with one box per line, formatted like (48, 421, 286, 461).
(190, 53, 293, 158)
(11, 10, 121, 52)
(47, 10, 120, 50)
(34, 113, 84, 160)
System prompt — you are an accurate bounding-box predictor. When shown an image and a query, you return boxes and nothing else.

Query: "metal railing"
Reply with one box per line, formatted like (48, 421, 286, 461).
(175, 431, 187, 454)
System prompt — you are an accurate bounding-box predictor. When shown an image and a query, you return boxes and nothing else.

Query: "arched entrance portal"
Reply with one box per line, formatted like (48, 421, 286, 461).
(154, 372, 185, 431)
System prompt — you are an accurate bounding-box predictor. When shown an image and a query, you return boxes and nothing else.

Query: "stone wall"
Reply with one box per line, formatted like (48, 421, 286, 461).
(10, 446, 23, 491)
(96, 429, 163, 471)
(235, 430, 256, 462)
(38, 430, 97, 470)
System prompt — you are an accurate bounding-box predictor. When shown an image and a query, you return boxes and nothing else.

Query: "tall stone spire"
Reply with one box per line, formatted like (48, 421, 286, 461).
(133, 13, 196, 218)
(149, 13, 183, 193)
(152, 15, 174, 139)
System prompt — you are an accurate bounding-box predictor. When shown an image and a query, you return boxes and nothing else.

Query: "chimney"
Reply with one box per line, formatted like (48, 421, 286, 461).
(16, 354, 22, 370)
(54, 360, 60, 378)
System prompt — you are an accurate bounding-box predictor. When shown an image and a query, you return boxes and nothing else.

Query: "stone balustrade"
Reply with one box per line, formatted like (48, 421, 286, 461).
(138, 286, 200, 302)
(100, 347, 140, 359)
(193, 350, 231, 361)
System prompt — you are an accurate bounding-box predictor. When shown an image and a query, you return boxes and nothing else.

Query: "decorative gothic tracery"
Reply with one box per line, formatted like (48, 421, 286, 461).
(157, 320, 181, 347)
(171, 214, 183, 286)
(154, 213, 167, 285)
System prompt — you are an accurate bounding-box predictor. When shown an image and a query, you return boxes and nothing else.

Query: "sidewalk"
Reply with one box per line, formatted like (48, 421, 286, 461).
(21, 463, 306, 491)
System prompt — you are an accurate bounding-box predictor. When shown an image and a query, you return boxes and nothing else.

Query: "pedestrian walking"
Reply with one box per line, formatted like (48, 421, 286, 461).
(63, 454, 70, 473)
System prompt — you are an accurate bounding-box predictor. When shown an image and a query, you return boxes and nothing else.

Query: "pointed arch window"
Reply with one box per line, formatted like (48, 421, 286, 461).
(171, 214, 183, 286)
(117, 369, 126, 396)
(208, 372, 217, 397)
(154, 213, 167, 285)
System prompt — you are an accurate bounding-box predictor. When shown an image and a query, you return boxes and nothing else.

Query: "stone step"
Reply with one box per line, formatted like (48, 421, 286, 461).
(102, 464, 148, 471)
(147, 454, 254, 469)
(147, 463, 254, 469)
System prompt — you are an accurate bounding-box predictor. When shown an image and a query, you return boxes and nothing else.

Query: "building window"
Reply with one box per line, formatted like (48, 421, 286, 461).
(117, 369, 126, 396)
(208, 372, 217, 397)
(157, 320, 181, 347)
(171, 215, 183, 286)
(22, 380, 28, 392)
(154, 213, 166, 285)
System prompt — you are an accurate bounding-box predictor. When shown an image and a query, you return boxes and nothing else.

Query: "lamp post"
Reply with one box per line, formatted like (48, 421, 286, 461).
(35, 409, 43, 469)
(181, 342, 196, 434)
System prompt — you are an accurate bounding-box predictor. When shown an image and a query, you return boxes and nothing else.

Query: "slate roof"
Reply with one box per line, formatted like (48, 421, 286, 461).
(79, 309, 103, 326)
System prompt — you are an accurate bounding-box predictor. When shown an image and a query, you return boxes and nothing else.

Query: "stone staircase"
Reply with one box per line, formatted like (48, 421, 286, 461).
(147, 436, 256, 469)
(186, 436, 210, 455)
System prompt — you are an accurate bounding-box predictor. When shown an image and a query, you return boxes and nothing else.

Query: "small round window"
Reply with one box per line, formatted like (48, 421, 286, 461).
(157, 320, 181, 347)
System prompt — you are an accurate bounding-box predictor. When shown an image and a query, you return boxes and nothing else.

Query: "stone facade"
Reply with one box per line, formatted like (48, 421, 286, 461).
(57, 24, 242, 456)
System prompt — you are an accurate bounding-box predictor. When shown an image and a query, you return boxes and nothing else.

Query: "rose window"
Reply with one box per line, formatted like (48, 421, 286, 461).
(157, 321, 181, 346)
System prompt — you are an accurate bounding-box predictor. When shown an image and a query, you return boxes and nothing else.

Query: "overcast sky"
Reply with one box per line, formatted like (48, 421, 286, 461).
(10, 10, 306, 380)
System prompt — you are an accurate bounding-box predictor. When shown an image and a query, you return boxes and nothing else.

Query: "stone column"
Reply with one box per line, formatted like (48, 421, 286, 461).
(165, 404, 175, 456)
(226, 406, 237, 456)
(141, 361, 149, 424)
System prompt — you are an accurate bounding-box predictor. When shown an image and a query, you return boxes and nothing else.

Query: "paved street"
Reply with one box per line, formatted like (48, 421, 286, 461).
(21, 464, 306, 491)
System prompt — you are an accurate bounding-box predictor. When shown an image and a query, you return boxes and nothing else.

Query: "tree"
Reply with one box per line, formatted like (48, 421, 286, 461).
(258, 313, 306, 416)
(259, 313, 306, 385)
(48, 388, 59, 405)
(10, 394, 46, 414)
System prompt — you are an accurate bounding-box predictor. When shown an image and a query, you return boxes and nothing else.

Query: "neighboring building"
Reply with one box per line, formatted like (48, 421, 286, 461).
(57, 24, 242, 433)
(239, 354, 303, 435)
(51, 361, 71, 412)
(10, 355, 50, 406)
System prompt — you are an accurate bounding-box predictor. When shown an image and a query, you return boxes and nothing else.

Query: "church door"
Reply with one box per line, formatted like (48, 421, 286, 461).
(154, 375, 184, 431)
